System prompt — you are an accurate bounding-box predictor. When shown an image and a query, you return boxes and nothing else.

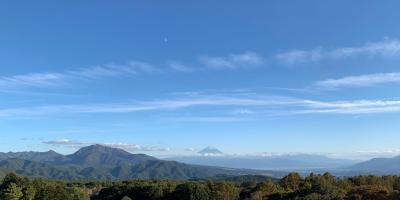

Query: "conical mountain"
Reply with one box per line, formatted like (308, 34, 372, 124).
(198, 146, 223, 155)
(65, 144, 157, 166)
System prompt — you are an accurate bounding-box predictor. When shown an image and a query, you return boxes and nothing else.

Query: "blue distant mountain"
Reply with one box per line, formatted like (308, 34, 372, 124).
(348, 155, 400, 174)
(169, 154, 359, 170)
(197, 146, 224, 156)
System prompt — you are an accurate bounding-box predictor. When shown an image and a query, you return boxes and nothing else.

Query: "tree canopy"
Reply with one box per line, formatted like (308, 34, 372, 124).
(2, 172, 400, 200)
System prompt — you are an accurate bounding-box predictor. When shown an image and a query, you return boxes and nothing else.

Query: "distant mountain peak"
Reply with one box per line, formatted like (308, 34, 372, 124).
(198, 146, 223, 156)
(45, 150, 60, 155)
(349, 155, 400, 173)
(74, 144, 128, 154)
(66, 144, 157, 166)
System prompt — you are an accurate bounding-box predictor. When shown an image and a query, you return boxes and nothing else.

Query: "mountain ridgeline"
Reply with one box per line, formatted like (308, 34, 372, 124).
(60, 144, 158, 166)
(169, 154, 359, 170)
(0, 145, 280, 180)
(348, 155, 400, 174)
(1, 145, 400, 181)
(1, 145, 157, 166)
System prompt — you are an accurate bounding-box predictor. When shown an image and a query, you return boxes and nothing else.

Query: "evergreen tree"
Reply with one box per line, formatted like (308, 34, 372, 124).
(173, 182, 212, 200)
(280, 172, 302, 192)
(1, 182, 23, 200)
(209, 182, 240, 200)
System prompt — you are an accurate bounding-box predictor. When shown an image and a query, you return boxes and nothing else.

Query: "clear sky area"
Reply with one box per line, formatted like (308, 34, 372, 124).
(1, 1, 400, 159)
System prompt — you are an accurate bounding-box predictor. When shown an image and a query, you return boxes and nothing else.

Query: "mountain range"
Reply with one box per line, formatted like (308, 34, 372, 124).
(169, 154, 359, 170)
(0, 145, 283, 180)
(1, 145, 400, 180)
(170, 151, 400, 176)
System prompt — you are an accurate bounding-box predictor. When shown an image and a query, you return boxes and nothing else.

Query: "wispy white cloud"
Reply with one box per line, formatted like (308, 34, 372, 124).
(299, 99, 400, 114)
(199, 52, 264, 69)
(251, 150, 400, 160)
(0, 61, 156, 88)
(168, 61, 196, 72)
(0, 52, 265, 90)
(43, 139, 86, 145)
(184, 147, 197, 152)
(326, 149, 400, 160)
(315, 72, 400, 89)
(0, 104, 156, 117)
(276, 48, 323, 65)
(354, 149, 400, 159)
(2, 92, 400, 118)
(232, 108, 255, 114)
(43, 139, 398, 160)
(0, 73, 66, 87)
(43, 139, 170, 152)
(67, 65, 135, 79)
(277, 38, 400, 64)
(0, 95, 286, 117)
(168, 116, 245, 122)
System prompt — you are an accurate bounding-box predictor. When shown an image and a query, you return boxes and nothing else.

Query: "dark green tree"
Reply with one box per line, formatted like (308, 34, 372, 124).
(209, 182, 239, 200)
(251, 179, 281, 199)
(280, 172, 302, 192)
(0, 182, 23, 200)
(173, 182, 211, 200)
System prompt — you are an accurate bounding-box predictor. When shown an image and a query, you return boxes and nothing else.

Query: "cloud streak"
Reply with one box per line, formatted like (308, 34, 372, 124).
(0, 73, 66, 87)
(298, 99, 400, 114)
(315, 72, 400, 89)
(0, 94, 296, 117)
(199, 52, 264, 69)
(277, 38, 400, 64)
(4, 38, 400, 90)
(0, 52, 263, 89)
(43, 139, 170, 152)
(1, 92, 400, 118)
(168, 61, 197, 72)
(0, 61, 155, 88)
(354, 149, 400, 159)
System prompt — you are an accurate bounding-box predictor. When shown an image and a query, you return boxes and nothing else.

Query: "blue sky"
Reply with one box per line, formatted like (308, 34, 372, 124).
(1, 1, 400, 159)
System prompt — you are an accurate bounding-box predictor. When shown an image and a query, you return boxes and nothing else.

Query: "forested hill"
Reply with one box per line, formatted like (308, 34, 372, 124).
(0, 145, 282, 180)
(1, 172, 400, 200)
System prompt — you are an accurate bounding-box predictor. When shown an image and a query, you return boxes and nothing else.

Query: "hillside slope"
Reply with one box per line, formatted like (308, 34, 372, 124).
(0, 145, 282, 180)
(349, 156, 400, 173)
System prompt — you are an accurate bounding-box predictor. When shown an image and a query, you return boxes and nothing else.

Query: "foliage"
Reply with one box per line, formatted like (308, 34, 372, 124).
(0, 183, 23, 200)
(209, 181, 240, 200)
(2, 172, 400, 200)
